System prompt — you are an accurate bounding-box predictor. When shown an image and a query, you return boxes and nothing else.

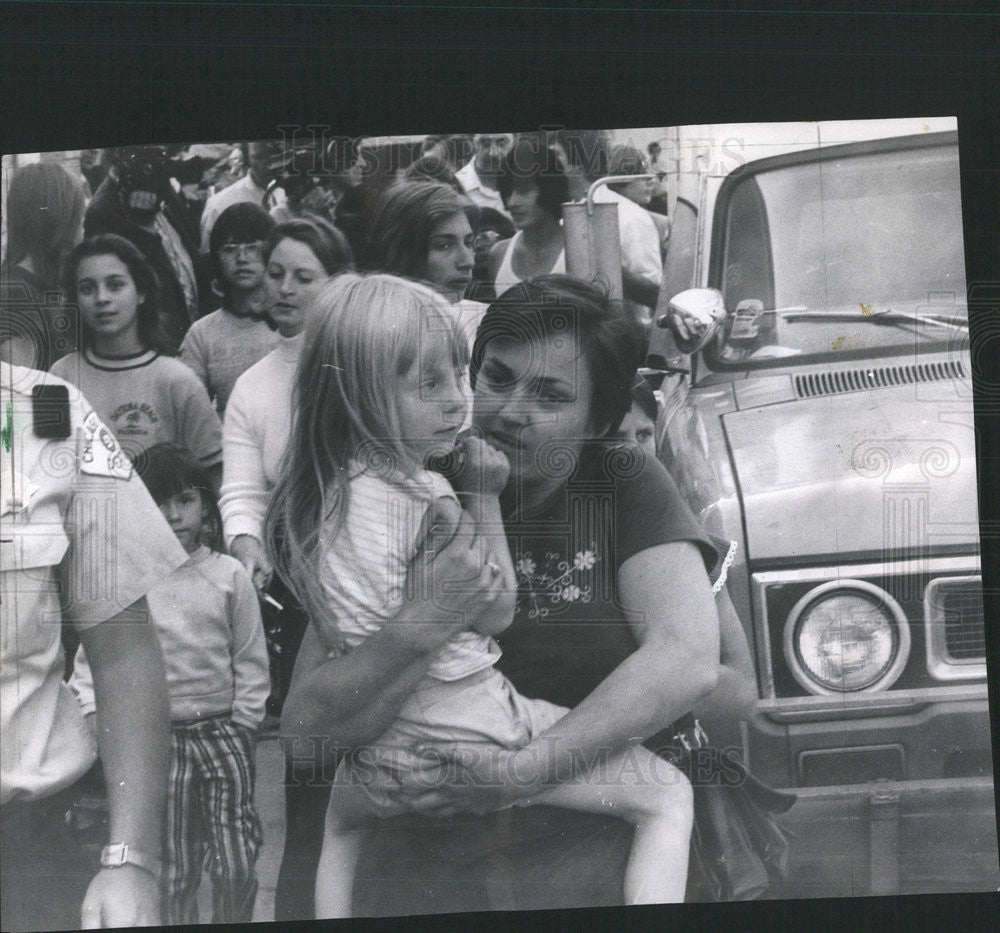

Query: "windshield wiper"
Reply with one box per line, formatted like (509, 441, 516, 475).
(780, 309, 968, 332)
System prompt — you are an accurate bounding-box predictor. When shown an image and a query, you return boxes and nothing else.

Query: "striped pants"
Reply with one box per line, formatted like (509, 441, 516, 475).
(162, 715, 263, 925)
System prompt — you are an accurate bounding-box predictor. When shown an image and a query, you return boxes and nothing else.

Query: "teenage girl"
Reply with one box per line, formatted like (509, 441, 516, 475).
(364, 180, 485, 354)
(51, 234, 223, 488)
(70, 442, 270, 925)
(265, 272, 695, 917)
(489, 138, 569, 294)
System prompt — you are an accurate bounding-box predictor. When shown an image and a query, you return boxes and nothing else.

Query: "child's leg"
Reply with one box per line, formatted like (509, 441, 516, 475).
(522, 745, 694, 905)
(161, 729, 207, 925)
(196, 720, 264, 924)
(314, 772, 376, 919)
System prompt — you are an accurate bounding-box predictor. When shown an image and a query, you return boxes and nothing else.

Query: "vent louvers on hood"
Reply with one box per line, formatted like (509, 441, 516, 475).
(794, 360, 965, 399)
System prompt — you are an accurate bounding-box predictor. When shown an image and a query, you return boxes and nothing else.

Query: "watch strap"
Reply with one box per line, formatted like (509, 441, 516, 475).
(100, 842, 162, 879)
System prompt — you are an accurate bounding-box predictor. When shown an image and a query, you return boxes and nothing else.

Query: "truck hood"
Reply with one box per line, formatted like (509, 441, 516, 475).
(721, 382, 980, 563)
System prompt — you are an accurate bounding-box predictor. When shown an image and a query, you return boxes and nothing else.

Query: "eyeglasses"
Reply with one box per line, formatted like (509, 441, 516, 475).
(219, 241, 265, 261)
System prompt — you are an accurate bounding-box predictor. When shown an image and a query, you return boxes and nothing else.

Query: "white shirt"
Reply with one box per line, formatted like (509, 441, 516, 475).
(592, 184, 663, 291)
(199, 173, 268, 253)
(1, 362, 187, 804)
(321, 466, 502, 682)
(455, 159, 511, 219)
(591, 184, 663, 319)
(220, 333, 303, 546)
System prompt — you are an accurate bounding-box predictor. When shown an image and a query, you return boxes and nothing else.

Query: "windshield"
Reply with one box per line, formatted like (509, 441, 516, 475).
(705, 141, 967, 370)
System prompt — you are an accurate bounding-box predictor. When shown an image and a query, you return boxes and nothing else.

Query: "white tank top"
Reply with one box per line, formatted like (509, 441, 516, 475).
(493, 231, 566, 294)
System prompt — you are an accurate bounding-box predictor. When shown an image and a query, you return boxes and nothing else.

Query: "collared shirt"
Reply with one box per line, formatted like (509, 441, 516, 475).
(455, 159, 511, 219)
(1, 362, 187, 804)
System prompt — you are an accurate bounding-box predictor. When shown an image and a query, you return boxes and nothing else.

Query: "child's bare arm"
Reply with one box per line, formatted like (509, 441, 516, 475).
(450, 436, 517, 635)
(458, 494, 516, 635)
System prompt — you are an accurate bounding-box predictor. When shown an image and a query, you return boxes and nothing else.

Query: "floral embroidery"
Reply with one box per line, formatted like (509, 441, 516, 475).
(514, 545, 601, 619)
(573, 550, 596, 571)
(515, 556, 536, 577)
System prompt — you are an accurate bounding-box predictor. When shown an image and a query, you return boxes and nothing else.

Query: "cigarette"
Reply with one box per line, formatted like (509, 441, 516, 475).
(261, 593, 284, 612)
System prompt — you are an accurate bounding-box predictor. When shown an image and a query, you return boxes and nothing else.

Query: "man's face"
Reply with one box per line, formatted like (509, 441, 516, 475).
(474, 134, 513, 174)
(247, 142, 276, 188)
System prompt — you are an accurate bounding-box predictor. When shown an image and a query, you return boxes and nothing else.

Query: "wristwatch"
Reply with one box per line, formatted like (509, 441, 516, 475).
(99, 843, 162, 879)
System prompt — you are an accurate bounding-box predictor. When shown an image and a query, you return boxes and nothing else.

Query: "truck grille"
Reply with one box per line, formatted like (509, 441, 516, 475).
(933, 579, 986, 660)
(794, 360, 965, 399)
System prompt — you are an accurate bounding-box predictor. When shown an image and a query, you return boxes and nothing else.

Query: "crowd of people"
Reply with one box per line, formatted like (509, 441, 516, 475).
(1, 130, 756, 929)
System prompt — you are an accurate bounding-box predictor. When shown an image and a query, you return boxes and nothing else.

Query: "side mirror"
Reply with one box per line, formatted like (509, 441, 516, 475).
(657, 288, 727, 355)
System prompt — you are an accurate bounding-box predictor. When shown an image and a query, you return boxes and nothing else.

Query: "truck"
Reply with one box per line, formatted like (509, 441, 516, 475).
(624, 118, 998, 897)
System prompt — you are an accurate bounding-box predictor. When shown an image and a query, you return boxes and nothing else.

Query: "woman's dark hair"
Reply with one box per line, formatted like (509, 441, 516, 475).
(470, 275, 646, 437)
(208, 202, 277, 302)
(630, 377, 658, 422)
(365, 181, 478, 280)
(496, 139, 570, 221)
(62, 234, 175, 354)
(263, 216, 355, 276)
(135, 442, 224, 552)
(548, 129, 609, 180)
(402, 154, 462, 193)
(4, 162, 86, 288)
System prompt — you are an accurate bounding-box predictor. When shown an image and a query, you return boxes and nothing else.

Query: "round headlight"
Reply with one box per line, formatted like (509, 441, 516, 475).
(783, 580, 911, 695)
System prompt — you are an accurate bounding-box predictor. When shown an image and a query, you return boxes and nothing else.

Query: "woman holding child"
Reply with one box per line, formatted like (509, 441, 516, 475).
(279, 274, 749, 914)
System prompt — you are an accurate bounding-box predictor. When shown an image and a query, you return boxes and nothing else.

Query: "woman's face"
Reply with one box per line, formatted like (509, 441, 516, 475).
(425, 212, 474, 303)
(265, 237, 328, 337)
(473, 333, 598, 495)
(76, 253, 143, 345)
(218, 239, 266, 294)
(505, 182, 547, 231)
(619, 175, 655, 207)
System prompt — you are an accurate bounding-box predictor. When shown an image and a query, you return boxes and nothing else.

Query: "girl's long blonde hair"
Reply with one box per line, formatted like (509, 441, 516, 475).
(264, 272, 466, 649)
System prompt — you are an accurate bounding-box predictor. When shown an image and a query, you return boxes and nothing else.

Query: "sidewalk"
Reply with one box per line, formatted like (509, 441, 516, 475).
(251, 732, 287, 922)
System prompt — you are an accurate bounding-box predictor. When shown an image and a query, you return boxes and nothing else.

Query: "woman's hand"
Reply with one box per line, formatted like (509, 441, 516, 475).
(389, 743, 542, 817)
(400, 496, 505, 637)
(230, 533, 273, 592)
(449, 435, 510, 498)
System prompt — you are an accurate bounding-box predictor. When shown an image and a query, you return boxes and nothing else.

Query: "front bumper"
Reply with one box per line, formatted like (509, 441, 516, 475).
(767, 776, 999, 898)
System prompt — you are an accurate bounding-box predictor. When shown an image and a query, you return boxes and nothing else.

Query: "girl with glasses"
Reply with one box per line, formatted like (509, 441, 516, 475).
(180, 203, 281, 417)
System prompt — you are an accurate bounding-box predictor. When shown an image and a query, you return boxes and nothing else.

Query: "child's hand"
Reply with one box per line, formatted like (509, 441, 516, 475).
(450, 436, 509, 497)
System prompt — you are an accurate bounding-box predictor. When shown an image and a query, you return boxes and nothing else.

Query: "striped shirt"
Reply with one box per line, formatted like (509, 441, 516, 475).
(319, 464, 502, 682)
